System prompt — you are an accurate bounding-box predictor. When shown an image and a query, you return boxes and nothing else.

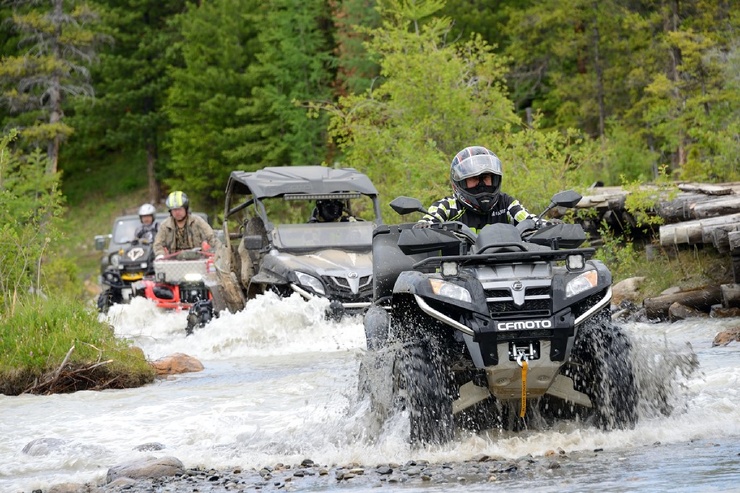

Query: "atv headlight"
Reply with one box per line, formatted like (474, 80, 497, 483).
(110, 254, 120, 267)
(429, 279, 471, 303)
(296, 272, 325, 295)
(566, 270, 598, 298)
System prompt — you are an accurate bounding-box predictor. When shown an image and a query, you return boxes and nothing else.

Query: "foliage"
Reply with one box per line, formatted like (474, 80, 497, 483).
(0, 0, 104, 173)
(330, 0, 381, 96)
(224, 0, 336, 172)
(64, 0, 189, 203)
(316, 1, 521, 217)
(164, 0, 259, 209)
(0, 131, 65, 314)
(503, 0, 739, 184)
(493, 122, 600, 211)
(0, 298, 155, 395)
(594, 225, 640, 281)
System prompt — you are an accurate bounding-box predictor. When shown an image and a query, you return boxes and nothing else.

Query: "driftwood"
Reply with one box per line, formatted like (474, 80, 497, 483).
(23, 345, 116, 395)
(643, 286, 723, 321)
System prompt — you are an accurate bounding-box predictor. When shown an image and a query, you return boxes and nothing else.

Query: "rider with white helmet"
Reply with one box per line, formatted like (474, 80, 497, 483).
(135, 203, 159, 243)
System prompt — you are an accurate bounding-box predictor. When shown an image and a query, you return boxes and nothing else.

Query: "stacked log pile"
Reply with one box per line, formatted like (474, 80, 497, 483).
(562, 182, 740, 320)
(570, 181, 740, 265)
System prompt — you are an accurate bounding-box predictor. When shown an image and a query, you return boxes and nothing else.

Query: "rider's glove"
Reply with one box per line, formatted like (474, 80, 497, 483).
(155, 254, 164, 260)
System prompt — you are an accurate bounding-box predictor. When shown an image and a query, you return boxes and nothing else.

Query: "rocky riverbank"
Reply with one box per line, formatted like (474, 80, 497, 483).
(43, 449, 589, 492)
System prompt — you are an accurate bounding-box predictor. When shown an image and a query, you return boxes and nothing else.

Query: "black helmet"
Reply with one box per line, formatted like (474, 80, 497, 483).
(316, 199, 344, 221)
(165, 191, 189, 211)
(450, 146, 502, 214)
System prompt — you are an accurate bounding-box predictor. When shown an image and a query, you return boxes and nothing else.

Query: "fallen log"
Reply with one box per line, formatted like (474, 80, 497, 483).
(643, 285, 722, 321)
(677, 182, 736, 195)
(659, 213, 740, 246)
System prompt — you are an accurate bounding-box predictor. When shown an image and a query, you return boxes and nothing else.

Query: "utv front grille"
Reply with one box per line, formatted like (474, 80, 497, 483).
(321, 275, 373, 302)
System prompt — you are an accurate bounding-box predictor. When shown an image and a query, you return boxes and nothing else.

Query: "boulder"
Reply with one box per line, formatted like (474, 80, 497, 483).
(709, 305, 740, 318)
(150, 353, 204, 375)
(22, 437, 67, 456)
(611, 277, 645, 305)
(106, 456, 185, 483)
(712, 327, 740, 347)
(668, 302, 709, 322)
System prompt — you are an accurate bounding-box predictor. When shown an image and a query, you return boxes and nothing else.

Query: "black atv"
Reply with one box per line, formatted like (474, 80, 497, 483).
(97, 239, 155, 313)
(360, 190, 638, 445)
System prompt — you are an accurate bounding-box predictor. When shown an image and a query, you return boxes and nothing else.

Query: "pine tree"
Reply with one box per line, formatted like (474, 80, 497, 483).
(0, 0, 103, 174)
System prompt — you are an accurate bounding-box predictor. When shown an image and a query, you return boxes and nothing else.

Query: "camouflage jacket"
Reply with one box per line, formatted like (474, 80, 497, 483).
(153, 214, 218, 257)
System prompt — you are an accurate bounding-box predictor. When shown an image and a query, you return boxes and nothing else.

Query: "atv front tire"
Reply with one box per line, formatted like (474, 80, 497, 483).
(564, 319, 639, 429)
(392, 336, 454, 446)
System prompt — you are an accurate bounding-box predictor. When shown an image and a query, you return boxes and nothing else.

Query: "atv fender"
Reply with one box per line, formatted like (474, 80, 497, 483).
(392, 270, 431, 295)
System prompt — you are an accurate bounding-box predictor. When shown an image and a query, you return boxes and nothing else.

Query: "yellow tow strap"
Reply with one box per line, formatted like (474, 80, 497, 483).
(519, 359, 528, 418)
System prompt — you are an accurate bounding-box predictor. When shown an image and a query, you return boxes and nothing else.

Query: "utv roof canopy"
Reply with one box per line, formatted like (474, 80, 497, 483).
(226, 166, 380, 199)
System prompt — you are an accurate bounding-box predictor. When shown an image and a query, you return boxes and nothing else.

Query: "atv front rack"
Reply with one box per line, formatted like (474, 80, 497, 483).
(411, 247, 596, 270)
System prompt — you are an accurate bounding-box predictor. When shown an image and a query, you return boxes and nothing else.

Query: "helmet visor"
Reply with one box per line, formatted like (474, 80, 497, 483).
(451, 154, 502, 181)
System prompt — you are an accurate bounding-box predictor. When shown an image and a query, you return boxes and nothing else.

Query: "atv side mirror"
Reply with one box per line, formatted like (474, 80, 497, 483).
(537, 190, 583, 221)
(390, 196, 427, 216)
(94, 234, 111, 251)
(551, 190, 583, 208)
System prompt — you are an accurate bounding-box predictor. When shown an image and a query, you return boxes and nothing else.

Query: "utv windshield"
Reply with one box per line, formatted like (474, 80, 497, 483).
(272, 221, 374, 251)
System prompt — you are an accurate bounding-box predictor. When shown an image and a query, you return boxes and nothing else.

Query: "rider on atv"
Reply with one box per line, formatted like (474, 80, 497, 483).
(154, 191, 219, 258)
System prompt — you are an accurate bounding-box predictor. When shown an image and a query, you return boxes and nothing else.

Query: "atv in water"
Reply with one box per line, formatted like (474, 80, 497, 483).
(96, 238, 155, 313)
(361, 190, 638, 445)
(133, 247, 216, 335)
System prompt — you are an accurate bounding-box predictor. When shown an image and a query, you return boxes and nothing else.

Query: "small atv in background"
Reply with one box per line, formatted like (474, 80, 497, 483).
(94, 211, 215, 333)
(133, 247, 216, 335)
(360, 190, 639, 445)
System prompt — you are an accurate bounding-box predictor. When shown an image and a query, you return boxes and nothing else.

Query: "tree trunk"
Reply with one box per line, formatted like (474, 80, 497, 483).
(146, 142, 160, 205)
(46, 0, 65, 175)
(591, 1, 605, 139)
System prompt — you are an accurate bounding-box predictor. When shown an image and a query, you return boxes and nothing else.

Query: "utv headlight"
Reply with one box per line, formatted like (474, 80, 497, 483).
(184, 273, 203, 282)
(566, 270, 598, 298)
(429, 278, 472, 303)
(296, 272, 325, 295)
(110, 254, 120, 267)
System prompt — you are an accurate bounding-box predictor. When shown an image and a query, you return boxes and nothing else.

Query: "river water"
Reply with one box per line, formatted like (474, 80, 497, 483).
(1, 293, 739, 492)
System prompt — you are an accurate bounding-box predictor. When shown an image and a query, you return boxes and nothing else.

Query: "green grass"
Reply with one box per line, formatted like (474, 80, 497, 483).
(0, 297, 155, 395)
(601, 241, 733, 300)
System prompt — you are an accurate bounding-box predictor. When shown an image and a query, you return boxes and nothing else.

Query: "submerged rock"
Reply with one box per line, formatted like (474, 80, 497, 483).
(150, 353, 204, 375)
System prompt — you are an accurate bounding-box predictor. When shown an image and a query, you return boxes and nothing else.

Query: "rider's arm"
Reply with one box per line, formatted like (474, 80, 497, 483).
(419, 197, 453, 224)
(502, 194, 537, 225)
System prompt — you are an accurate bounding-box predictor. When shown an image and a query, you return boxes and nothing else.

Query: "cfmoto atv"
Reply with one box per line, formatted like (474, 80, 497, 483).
(361, 190, 638, 445)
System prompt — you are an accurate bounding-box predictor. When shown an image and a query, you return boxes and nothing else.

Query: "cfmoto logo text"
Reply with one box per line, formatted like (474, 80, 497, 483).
(497, 320, 552, 330)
